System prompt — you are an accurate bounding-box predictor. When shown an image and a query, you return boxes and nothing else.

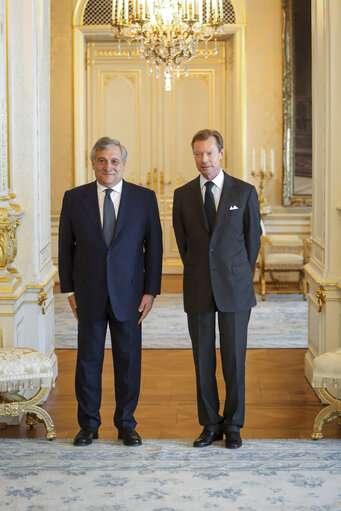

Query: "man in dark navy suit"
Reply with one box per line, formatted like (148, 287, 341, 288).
(173, 129, 261, 449)
(59, 137, 163, 446)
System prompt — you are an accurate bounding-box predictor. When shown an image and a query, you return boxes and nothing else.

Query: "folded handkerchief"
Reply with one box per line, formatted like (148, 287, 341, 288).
(229, 205, 239, 210)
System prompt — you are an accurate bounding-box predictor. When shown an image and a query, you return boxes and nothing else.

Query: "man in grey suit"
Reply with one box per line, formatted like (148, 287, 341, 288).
(172, 129, 261, 449)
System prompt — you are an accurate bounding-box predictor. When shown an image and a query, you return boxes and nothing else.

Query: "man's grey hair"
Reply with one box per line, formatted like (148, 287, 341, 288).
(90, 137, 128, 163)
(191, 129, 224, 153)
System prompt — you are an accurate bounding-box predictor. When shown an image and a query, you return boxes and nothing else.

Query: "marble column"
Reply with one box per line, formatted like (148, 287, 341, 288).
(304, 0, 341, 394)
(0, 0, 57, 416)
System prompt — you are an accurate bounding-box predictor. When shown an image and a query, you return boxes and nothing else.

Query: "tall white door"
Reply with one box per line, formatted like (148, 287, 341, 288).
(87, 41, 230, 271)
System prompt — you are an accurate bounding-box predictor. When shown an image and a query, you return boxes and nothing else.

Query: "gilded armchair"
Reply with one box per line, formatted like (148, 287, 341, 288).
(259, 235, 310, 301)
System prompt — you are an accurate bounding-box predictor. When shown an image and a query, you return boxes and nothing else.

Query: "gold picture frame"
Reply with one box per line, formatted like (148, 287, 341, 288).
(282, 0, 312, 207)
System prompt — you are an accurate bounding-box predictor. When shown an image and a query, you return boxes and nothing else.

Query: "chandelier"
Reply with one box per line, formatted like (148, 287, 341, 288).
(111, 0, 225, 90)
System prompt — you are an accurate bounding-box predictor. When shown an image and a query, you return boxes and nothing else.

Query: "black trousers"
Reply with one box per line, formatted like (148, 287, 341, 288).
(187, 306, 251, 433)
(75, 301, 141, 430)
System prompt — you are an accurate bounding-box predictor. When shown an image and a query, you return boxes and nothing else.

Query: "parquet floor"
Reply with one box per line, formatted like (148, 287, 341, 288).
(1, 277, 340, 441)
(1, 348, 340, 441)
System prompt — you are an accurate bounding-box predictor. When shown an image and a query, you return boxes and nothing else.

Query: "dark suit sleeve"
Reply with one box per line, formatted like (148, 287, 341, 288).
(243, 186, 262, 271)
(143, 191, 163, 296)
(58, 191, 75, 293)
(172, 188, 187, 263)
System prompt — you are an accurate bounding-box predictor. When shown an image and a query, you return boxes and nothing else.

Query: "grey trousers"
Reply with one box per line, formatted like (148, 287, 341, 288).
(187, 307, 251, 433)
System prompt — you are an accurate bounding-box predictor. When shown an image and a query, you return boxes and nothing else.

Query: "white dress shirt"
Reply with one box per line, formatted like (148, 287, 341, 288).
(200, 169, 224, 211)
(97, 180, 123, 227)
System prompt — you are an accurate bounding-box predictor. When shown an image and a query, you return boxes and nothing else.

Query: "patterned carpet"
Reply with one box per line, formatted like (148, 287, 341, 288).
(0, 438, 339, 510)
(54, 293, 308, 349)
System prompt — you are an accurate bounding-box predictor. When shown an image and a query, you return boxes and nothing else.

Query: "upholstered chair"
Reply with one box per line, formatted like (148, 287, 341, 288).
(259, 235, 310, 301)
(311, 349, 341, 439)
(0, 347, 56, 439)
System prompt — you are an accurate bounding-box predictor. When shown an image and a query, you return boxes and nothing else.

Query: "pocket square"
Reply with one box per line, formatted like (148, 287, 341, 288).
(229, 205, 239, 210)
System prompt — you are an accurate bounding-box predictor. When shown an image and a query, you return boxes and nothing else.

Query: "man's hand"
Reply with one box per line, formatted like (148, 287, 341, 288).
(138, 294, 155, 324)
(68, 293, 79, 322)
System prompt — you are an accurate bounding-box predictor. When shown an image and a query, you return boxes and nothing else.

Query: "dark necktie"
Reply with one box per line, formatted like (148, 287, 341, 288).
(103, 188, 116, 247)
(204, 181, 216, 233)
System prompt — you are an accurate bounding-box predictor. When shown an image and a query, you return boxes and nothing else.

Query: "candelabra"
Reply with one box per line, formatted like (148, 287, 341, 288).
(251, 148, 275, 216)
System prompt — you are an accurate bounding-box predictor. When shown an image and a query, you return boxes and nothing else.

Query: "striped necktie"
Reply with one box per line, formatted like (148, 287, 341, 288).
(103, 188, 116, 247)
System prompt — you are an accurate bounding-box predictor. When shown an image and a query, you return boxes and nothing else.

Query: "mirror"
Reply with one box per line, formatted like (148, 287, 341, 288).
(282, 0, 312, 206)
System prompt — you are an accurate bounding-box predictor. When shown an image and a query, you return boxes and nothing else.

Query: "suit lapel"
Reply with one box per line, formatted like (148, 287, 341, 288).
(215, 172, 239, 227)
(81, 181, 105, 245)
(112, 180, 132, 240)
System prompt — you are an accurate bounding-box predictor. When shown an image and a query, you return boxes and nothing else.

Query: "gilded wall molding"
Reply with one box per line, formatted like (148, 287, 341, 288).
(0, 0, 9, 195)
(40, 243, 52, 271)
(103, 73, 135, 86)
(311, 241, 325, 268)
(176, 72, 210, 86)
(0, 195, 23, 293)
(95, 49, 141, 59)
(316, 285, 326, 313)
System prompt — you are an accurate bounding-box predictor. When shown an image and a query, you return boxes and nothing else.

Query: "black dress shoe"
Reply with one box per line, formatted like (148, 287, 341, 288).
(73, 426, 98, 446)
(225, 431, 242, 449)
(118, 428, 142, 446)
(193, 429, 223, 447)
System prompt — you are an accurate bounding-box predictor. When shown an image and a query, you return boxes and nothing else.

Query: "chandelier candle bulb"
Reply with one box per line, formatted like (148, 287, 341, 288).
(191, 0, 195, 18)
(252, 149, 256, 172)
(198, 0, 203, 23)
(117, 0, 123, 20)
(261, 148, 266, 174)
(219, 0, 223, 20)
(195, 0, 199, 18)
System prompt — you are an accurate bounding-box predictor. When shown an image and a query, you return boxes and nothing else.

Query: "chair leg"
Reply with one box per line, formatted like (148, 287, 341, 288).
(302, 275, 307, 300)
(261, 274, 266, 301)
(311, 387, 341, 440)
(311, 402, 341, 440)
(0, 388, 56, 440)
